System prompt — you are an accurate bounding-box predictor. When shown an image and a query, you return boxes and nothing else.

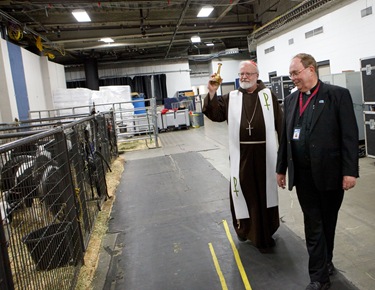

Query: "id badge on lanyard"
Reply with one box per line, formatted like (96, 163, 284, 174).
(293, 126, 301, 140)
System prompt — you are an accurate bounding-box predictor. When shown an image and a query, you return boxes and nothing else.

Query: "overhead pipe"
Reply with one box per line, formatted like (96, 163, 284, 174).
(165, 0, 192, 59)
(0, 9, 49, 43)
(215, 0, 240, 23)
(0, 9, 64, 53)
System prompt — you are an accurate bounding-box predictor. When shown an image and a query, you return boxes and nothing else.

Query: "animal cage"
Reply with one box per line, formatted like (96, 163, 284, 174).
(0, 111, 117, 290)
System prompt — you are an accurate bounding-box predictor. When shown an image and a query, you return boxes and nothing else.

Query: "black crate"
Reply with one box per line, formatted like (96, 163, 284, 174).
(364, 112, 375, 158)
(270, 76, 295, 101)
(360, 56, 375, 102)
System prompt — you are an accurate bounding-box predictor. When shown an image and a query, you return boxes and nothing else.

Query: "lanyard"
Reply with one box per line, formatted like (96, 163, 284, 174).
(299, 82, 320, 117)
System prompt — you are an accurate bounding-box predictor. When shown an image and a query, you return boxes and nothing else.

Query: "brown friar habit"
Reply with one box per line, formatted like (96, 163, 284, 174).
(203, 80, 283, 250)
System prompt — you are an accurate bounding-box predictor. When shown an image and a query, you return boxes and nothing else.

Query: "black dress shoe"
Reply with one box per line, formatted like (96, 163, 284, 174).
(305, 281, 331, 290)
(327, 262, 336, 275)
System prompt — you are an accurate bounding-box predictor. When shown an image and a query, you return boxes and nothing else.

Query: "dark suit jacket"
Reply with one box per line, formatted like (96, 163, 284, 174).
(276, 81, 359, 191)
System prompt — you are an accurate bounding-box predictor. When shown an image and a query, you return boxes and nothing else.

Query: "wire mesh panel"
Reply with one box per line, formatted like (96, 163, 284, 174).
(0, 130, 83, 290)
(95, 113, 117, 164)
(65, 117, 111, 249)
(62, 112, 116, 249)
(0, 112, 118, 289)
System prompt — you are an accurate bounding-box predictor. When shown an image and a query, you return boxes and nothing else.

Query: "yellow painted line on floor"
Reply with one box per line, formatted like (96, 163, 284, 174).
(222, 219, 252, 290)
(208, 242, 228, 290)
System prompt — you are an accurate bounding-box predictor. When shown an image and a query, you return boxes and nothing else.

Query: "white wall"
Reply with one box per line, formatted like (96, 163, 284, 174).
(22, 52, 67, 113)
(160, 62, 192, 98)
(22, 49, 47, 112)
(0, 39, 67, 121)
(0, 39, 18, 123)
(190, 58, 247, 96)
(42, 57, 67, 110)
(256, 0, 375, 80)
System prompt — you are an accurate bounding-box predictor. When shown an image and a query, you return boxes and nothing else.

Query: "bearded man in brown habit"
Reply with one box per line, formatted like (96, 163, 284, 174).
(203, 60, 283, 252)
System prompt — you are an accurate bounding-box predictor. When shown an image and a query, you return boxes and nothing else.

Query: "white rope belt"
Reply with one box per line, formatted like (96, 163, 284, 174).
(240, 141, 266, 144)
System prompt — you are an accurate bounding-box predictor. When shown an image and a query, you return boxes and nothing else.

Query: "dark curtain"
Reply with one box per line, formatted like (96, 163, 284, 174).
(99, 76, 132, 86)
(66, 80, 86, 88)
(132, 75, 152, 106)
(84, 58, 99, 90)
(153, 74, 167, 105)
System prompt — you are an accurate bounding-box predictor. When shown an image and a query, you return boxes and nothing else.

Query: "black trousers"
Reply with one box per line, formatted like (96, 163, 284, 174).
(295, 168, 344, 283)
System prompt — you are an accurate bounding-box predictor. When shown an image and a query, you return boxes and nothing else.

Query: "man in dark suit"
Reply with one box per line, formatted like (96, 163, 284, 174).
(276, 53, 359, 290)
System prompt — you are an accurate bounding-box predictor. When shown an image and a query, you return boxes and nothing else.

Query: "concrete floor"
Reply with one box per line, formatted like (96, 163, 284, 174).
(93, 116, 375, 290)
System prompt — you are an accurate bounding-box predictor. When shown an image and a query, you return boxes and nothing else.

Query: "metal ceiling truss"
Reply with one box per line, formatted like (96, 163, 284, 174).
(248, 0, 345, 44)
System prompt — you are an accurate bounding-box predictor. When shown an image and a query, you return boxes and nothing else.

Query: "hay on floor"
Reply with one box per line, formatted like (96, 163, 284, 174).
(75, 155, 125, 290)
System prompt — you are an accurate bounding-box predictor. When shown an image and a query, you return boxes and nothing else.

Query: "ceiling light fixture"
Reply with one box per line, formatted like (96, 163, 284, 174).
(72, 9, 91, 22)
(224, 48, 240, 54)
(100, 38, 114, 43)
(191, 35, 201, 43)
(206, 42, 214, 46)
(197, 6, 214, 17)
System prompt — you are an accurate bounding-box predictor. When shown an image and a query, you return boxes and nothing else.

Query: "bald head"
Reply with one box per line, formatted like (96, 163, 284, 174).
(289, 53, 319, 92)
(239, 60, 259, 74)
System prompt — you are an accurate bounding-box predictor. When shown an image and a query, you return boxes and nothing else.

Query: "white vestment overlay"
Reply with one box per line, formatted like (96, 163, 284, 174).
(228, 89, 278, 219)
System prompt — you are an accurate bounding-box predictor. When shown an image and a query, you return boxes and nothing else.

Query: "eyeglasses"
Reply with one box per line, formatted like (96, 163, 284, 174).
(289, 67, 309, 79)
(238, 72, 258, 78)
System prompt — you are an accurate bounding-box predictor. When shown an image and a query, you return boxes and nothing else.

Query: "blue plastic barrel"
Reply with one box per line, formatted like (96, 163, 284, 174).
(132, 94, 146, 114)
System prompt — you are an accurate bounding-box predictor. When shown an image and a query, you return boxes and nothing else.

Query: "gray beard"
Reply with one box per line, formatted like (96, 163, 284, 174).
(240, 81, 256, 90)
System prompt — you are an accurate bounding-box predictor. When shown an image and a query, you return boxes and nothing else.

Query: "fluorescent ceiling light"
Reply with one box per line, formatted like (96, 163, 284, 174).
(191, 35, 201, 43)
(100, 38, 114, 43)
(225, 48, 239, 54)
(72, 9, 91, 22)
(197, 6, 214, 17)
(206, 42, 214, 46)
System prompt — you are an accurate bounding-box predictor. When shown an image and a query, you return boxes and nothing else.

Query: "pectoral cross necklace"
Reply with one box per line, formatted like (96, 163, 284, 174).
(244, 96, 258, 136)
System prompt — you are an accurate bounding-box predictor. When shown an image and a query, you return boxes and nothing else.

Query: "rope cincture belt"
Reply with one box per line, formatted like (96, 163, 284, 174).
(240, 141, 266, 144)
